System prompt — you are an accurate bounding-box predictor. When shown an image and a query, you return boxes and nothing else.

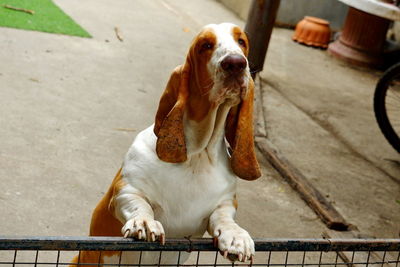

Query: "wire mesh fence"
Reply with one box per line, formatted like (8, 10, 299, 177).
(0, 237, 399, 267)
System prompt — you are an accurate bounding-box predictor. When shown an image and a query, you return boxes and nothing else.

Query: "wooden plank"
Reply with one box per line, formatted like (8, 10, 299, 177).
(255, 137, 350, 231)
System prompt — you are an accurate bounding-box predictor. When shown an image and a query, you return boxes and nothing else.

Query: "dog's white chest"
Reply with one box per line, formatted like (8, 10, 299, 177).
(122, 126, 237, 238)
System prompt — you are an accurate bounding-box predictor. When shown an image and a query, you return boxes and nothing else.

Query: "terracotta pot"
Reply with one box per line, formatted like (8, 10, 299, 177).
(292, 16, 332, 49)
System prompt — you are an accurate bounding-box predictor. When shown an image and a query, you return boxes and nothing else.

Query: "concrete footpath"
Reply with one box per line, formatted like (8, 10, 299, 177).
(0, 0, 398, 240)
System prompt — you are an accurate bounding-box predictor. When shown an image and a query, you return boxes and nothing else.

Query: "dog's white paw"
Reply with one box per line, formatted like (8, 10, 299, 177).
(122, 218, 165, 244)
(214, 225, 255, 262)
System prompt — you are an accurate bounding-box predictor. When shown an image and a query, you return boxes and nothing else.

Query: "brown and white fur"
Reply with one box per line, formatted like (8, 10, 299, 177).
(71, 23, 261, 266)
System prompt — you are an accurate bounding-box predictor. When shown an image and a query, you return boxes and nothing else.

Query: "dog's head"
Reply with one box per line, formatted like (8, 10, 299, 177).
(154, 23, 261, 180)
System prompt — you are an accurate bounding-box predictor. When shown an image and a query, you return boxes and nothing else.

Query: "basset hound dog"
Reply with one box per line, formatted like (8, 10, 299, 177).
(71, 22, 261, 266)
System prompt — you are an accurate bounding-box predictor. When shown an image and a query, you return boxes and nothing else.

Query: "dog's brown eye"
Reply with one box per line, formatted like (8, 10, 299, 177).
(201, 42, 214, 51)
(238, 38, 246, 47)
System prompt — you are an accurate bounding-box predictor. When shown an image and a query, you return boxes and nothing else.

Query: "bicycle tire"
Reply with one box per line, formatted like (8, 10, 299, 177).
(374, 62, 400, 153)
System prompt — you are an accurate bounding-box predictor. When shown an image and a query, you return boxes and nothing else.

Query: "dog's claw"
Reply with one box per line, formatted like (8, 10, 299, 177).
(122, 218, 165, 243)
(123, 229, 130, 238)
(160, 234, 165, 245)
(138, 229, 143, 240)
(214, 225, 254, 263)
(213, 237, 218, 247)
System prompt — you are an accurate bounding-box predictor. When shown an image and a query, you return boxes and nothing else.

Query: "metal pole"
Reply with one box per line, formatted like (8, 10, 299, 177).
(245, 0, 281, 78)
(0, 236, 400, 251)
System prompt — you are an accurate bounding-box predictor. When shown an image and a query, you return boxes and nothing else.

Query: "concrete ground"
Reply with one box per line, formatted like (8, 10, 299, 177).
(259, 30, 400, 238)
(0, 0, 399, 242)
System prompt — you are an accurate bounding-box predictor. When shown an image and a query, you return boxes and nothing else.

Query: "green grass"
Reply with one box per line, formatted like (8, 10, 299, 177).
(0, 0, 91, 37)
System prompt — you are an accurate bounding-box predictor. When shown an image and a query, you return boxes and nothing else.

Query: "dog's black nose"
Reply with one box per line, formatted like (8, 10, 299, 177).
(220, 55, 247, 74)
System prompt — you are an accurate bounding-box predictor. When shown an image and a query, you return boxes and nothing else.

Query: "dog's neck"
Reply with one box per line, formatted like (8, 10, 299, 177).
(184, 97, 235, 164)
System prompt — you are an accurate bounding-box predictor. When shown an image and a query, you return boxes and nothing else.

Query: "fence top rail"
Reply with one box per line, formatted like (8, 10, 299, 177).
(0, 236, 399, 252)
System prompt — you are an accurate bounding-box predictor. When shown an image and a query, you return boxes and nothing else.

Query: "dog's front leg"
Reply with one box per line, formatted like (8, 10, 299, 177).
(208, 199, 255, 262)
(113, 186, 165, 244)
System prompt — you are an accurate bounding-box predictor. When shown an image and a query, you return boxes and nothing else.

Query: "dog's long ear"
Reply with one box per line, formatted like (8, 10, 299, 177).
(154, 64, 190, 163)
(225, 77, 261, 180)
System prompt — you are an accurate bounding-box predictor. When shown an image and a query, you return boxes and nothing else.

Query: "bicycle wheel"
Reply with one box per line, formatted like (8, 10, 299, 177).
(374, 62, 400, 153)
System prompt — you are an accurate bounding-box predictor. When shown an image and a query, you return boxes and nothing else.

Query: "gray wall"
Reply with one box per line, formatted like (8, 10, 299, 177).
(218, 0, 349, 31)
(277, 0, 348, 30)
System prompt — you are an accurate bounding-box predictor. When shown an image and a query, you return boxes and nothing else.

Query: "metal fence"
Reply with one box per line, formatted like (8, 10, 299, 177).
(0, 237, 399, 267)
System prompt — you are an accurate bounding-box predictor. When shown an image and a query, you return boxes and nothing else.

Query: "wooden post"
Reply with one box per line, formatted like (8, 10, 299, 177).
(245, 0, 281, 78)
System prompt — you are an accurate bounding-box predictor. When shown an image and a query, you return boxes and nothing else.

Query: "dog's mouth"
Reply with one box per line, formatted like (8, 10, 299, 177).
(224, 73, 247, 89)
(209, 61, 250, 106)
(223, 72, 248, 95)
(210, 73, 247, 106)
